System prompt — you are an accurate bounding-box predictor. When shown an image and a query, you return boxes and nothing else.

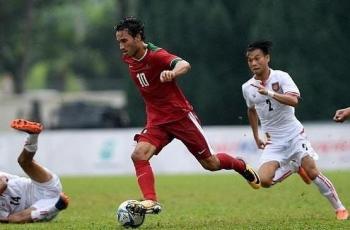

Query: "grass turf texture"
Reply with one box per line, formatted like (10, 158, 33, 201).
(3, 171, 350, 229)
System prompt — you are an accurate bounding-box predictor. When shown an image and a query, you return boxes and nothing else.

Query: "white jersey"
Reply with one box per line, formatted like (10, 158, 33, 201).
(0, 171, 32, 218)
(242, 69, 303, 141)
(0, 170, 61, 218)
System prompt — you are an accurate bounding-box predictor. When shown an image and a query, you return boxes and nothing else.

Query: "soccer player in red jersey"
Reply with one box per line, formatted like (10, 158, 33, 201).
(114, 16, 260, 215)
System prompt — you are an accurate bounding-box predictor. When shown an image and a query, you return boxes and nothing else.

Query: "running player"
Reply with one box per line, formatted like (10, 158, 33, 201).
(242, 40, 348, 220)
(114, 16, 260, 215)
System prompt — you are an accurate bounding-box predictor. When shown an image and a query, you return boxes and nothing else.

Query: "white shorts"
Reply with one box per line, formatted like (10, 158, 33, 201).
(259, 132, 319, 168)
(29, 170, 62, 209)
(30, 171, 63, 222)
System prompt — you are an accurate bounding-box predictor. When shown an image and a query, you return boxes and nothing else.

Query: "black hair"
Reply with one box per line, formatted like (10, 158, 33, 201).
(247, 40, 273, 55)
(114, 16, 145, 40)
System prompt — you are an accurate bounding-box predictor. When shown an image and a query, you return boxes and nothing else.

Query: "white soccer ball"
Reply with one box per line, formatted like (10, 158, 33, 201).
(116, 200, 145, 228)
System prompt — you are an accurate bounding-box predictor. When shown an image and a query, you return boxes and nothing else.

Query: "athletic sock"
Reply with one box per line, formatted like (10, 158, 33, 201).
(313, 173, 345, 210)
(216, 153, 245, 173)
(24, 134, 38, 152)
(133, 160, 157, 201)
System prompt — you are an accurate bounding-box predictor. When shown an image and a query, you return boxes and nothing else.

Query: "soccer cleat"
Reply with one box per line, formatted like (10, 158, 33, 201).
(55, 192, 69, 210)
(297, 167, 312, 184)
(10, 119, 43, 134)
(239, 161, 261, 189)
(336, 209, 349, 220)
(126, 200, 162, 215)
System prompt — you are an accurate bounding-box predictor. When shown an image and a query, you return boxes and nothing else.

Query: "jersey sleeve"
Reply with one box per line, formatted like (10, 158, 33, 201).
(281, 73, 300, 97)
(242, 84, 254, 108)
(155, 49, 182, 70)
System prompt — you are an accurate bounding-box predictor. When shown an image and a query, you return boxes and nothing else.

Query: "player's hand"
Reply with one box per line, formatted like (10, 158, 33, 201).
(250, 80, 268, 95)
(333, 108, 350, 123)
(255, 138, 267, 149)
(160, 70, 176, 82)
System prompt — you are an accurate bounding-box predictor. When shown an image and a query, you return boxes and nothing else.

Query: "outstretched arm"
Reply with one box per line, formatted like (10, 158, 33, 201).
(0, 208, 35, 224)
(251, 84, 299, 107)
(333, 107, 350, 122)
(160, 60, 191, 82)
(247, 107, 266, 149)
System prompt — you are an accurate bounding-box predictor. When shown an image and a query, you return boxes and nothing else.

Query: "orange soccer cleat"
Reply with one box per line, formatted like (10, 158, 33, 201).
(336, 209, 349, 220)
(10, 119, 43, 134)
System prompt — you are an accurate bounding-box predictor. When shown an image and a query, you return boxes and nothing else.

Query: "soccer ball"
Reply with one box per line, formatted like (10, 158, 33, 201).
(116, 200, 145, 228)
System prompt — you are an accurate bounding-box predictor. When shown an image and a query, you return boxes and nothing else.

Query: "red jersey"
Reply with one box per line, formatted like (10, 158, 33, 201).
(122, 43, 193, 126)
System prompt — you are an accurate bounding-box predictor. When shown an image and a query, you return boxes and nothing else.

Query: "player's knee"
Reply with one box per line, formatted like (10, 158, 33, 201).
(260, 177, 274, 188)
(131, 149, 148, 161)
(17, 155, 31, 167)
(307, 168, 319, 180)
(200, 157, 220, 171)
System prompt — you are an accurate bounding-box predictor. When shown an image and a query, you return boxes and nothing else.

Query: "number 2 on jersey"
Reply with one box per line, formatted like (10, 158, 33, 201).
(137, 73, 149, 87)
(266, 99, 273, 111)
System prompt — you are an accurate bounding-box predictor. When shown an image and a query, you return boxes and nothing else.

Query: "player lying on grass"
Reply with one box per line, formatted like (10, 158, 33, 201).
(0, 119, 69, 223)
(242, 40, 348, 220)
(114, 16, 261, 215)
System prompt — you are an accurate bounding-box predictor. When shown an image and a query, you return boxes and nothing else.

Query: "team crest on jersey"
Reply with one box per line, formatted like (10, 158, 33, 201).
(272, 82, 280, 92)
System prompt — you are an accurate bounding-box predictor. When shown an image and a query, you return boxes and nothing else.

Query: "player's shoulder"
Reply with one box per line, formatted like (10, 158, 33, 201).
(271, 69, 291, 80)
(147, 42, 162, 52)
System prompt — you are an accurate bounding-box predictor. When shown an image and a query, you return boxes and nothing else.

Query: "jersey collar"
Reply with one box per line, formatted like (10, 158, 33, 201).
(132, 46, 148, 62)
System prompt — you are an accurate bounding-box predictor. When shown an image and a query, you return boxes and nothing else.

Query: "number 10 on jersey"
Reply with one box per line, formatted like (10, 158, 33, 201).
(137, 73, 149, 87)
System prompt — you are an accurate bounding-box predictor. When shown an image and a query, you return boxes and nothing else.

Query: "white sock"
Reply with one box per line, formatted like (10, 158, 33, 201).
(313, 173, 345, 211)
(24, 134, 38, 152)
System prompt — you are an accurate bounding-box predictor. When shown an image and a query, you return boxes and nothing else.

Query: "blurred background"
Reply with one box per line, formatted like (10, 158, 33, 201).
(1, 0, 350, 130)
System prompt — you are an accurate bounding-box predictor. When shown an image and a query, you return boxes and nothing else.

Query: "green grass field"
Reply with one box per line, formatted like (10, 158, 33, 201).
(3, 171, 350, 229)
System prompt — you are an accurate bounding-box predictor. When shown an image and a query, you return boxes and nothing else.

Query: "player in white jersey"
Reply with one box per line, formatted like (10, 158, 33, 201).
(242, 40, 348, 220)
(0, 119, 69, 223)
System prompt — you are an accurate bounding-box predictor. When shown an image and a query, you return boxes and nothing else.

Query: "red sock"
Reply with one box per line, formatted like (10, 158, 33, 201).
(133, 160, 157, 201)
(216, 153, 246, 173)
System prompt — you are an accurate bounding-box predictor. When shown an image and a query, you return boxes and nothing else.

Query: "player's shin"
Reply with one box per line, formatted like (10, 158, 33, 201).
(215, 153, 245, 172)
(313, 173, 345, 211)
(133, 160, 157, 201)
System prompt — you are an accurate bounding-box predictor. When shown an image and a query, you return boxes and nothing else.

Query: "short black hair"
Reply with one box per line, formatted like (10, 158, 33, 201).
(114, 16, 145, 40)
(247, 40, 273, 55)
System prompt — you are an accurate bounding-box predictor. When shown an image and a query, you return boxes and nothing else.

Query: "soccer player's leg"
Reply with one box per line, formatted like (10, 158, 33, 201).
(11, 119, 52, 183)
(258, 161, 280, 188)
(172, 112, 261, 189)
(302, 155, 348, 220)
(131, 127, 170, 214)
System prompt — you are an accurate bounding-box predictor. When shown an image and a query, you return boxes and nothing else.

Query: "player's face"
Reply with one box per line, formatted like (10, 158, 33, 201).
(246, 49, 270, 76)
(115, 29, 141, 58)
